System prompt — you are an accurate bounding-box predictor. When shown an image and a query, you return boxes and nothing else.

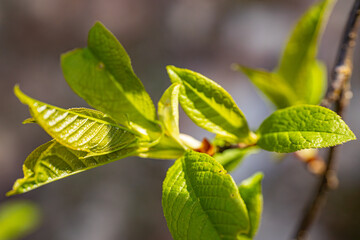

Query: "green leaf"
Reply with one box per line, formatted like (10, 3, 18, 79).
(7, 140, 139, 196)
(238, 173, 263, 240)
(15, 86, 139, 157)
(137, 134, 185, 160)
(237, 0, 333, 108)
(236, 66, 297, 109)
(61, 22, 161, 138)
(214, 147, 258, 172)
(238, 61, 326, 108)
(142, 83, 187, 159)
(167, 65, 252, 143)
(276, 0, 334, 101)
(158, 83, 183, 145)
(162, 150, 250, 240)
(302, 60, 327, 105)
(0, 201, 41, 240)
(257, 105, 356, 153)
(22, 118, 36, 124)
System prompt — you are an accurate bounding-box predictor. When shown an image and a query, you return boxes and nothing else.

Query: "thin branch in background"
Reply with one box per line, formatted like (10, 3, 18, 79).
(294, 1, 360, 239)
(322, 0, 360, 107)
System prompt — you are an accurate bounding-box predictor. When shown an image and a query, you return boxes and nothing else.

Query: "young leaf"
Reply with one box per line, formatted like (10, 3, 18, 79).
(238, 173, 263, 240)
(302, 60, 327, 105)
(7, 140, 139, 196)
(167, 65, 252, 143)
(162, 150, 250, 240)
(236, 66, 297, 109)
(257, 105, 356, 153)
(15, 86, 139, 157)
(137, 135, 185, 160)
(237, 0, 333, 108)
(214, 147, 258, 172)
(277, 0, 334, 83)
(276, 0, 334, 103)
(147, 83, 187, 159)
(61, 22, 161, 138)
(238, 61, 326, 108)
(0, 201, 41, 240)
(158, 83, 183, 145)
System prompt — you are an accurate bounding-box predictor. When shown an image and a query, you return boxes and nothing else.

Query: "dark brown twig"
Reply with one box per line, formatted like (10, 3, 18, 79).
(322, 0, 360, 107)
(217, 142, 257, 153)
(294, 1, 360, 239)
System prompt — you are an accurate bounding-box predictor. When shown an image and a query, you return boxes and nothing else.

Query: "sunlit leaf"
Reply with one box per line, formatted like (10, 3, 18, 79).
(257, 105, 356, 153)
(238, 173, 263, 240)
(158, 83, 183, 146)
(302, 60, 327, 105)
(15, 86, 139, 157)
(238, 0, 334, 108)
(277, 0, 334, 82)
(276, 0, 334, 104)
(7, 141, 139, 196)
(162, 150, 250, 240)
(236, 66, 297, 109)
(167, 65, 252, 143)
(61, 22, 161, 138)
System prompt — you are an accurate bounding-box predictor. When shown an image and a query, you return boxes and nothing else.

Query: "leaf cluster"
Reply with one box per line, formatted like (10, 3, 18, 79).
(8, 1, 356, 239)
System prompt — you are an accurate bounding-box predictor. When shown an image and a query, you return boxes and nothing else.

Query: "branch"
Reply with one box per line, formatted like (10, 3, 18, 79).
(294, 1, 360, 239)
(322, 0, 360, 107)
(194, 138, 256, 156)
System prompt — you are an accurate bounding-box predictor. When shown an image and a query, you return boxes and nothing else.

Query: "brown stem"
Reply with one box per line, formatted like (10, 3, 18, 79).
(294, 1, 360, 239)
(322, 0, 360, 107)
(217, 142, 257, 153)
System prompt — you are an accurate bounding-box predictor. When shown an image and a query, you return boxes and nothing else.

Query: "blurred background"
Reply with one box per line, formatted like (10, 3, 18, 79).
(0, 0, 359, 239)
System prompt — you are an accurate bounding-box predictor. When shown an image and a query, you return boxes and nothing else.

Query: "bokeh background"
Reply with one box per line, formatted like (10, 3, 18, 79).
(1, 0, 360, 239)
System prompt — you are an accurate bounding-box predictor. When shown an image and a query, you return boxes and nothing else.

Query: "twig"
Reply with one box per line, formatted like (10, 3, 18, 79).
(217, 142, 257, 153)
(194, 138, 257, 156)
(322, 0, 360, 107)
(294, 1, 360, 239)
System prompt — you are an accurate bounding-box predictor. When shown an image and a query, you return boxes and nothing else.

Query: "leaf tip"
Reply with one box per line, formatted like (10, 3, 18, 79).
(166, 65, 182, 84)
(349, 131, 357, 141)
(233, 65, 260, 77)
(232, 64, 257, 77)
(60, 51, 70, 62)
(13, 84, 21, 97)
(239, 172, 264, 195)
(22, 118, 36, 124)
(6, 189, 17, 197)
(13, 85, 30, 105)
(166, 65, 177, 74)
(89, 21, 114, 41)
(252, 172, 264, 183)
(244, 172, 264, 185)
(91, 21, 106, 31)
